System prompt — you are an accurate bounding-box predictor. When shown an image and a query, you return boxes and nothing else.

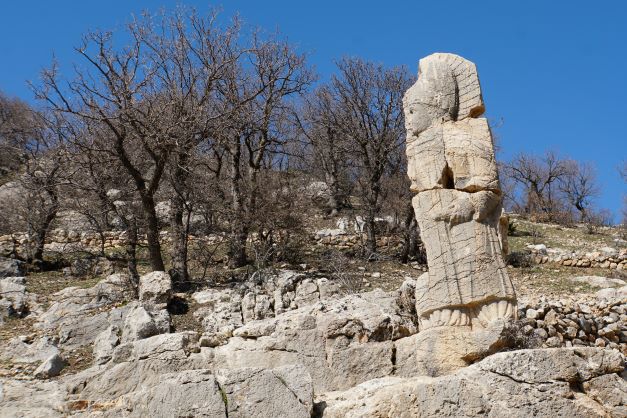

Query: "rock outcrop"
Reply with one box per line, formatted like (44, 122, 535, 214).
(213, 289, 416, 392)
(320, 347, 627, 417)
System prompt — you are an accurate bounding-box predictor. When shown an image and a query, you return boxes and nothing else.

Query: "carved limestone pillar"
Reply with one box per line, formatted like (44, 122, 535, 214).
(403, 53, 517, 331)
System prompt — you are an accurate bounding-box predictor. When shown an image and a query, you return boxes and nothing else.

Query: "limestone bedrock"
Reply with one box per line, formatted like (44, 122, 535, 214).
(403, 53, 516, 331)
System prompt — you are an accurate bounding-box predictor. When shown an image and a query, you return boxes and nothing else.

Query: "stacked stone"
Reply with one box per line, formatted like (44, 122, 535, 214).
(314, 233, 400, 249)
(526, 245, 627, 270)
(518, 297, 627, 354)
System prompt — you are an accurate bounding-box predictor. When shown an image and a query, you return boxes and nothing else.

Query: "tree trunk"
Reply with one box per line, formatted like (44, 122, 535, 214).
(31, 185, 58, 267)
(169, 152, 190, 287)
(228, 140, 247, 267)
(126, 218, 140, 297)
(325, 171, 341, 216)
(363, 184, 380, 258)
(364, 211, 377, 258)
(31, 209, 56, 265)
(401, 202, 421, 264)
(139, 193, 165, 271)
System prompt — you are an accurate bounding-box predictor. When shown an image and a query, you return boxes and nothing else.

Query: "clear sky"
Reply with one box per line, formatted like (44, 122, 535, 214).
(1, 1, 625, 217)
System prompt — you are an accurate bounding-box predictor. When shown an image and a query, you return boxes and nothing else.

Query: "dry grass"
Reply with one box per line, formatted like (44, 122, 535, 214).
(509, 219, 625, 253)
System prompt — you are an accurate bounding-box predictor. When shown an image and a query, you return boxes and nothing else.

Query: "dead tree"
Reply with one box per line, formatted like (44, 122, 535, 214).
(296, 86, 350, 215)
(503, 151, 572, 221)
(214, 32, 314, 267)
(559, 160, 600, 222)
(326, 58, 413, 257)
(37, 20, 179, 271)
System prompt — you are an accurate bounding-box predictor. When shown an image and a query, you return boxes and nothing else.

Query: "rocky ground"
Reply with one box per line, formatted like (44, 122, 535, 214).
(0, 218, 626, 417)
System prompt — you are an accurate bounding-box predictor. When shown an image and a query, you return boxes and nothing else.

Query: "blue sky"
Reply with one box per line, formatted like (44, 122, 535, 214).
(1, 1, 625, 217)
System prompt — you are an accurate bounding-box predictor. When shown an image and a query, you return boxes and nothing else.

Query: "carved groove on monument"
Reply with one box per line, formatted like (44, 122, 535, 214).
(403, 53, 517, 331)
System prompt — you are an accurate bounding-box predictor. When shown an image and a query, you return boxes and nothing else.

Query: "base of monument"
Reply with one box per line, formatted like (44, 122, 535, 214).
(395, 319, 512, 377)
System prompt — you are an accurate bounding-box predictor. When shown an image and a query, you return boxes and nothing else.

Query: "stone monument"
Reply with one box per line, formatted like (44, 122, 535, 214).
(402, 53, 517, 374)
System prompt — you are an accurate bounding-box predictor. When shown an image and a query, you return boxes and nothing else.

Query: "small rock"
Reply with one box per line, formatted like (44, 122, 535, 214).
(545, 336, 561, 348)
(34, 354, 67, 379)
(526, 308, 540, 320)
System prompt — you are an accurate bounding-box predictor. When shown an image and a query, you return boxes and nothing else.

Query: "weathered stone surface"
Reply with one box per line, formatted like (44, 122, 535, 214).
(0, 276, 28, 321)
(69, 332, 205, 402)
(0, 257, 25, 278)
(214, 289, 416, 392)
(35, 274, 131, 349)
(216, 365, 313, 418)
(93, 325, 121, 365)
(403, 53, 516, 333)
(138, 271, 172, 307)
(320, 348, 627, 417)
(597, 285, 627, 301)
(193, 270, 342, 347)
(36, 273, 129, 329)
(0, 378, 66, 417)
(71, 364, 313, 418)
(121, 305, 170, 343)
(116, 369, 226, 417)
(395, 319, 512, 377)
(34, 353, 67, 379)
(582, 373, 627, 417)
(0, 336, 59, 364)
(570, 275, 626, 289)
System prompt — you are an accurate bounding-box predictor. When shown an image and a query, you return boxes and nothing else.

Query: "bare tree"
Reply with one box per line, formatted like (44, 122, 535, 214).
(9, 110, 65, 266)
(559, 161, 600, 222)
(327, 58, 413, 256)
(64, 136, 143, 287)
(0, 92, 36, 180)
(214, 32, 314, 267)
(131, 9, 242, 284)
(36, 15, 192, 272)
(503, 151, 572, 221)
(296, 86, 350, 215)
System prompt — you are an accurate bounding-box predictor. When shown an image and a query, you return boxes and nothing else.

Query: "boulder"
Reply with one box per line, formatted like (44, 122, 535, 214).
(116, 369, 227, 417)
(194, 287, 243, 347)
(34, 354, 67, 379)
(68, 332, 207, 402)
(37, 273, 130, 330)
(121, 305, 170, 343)
(596, 285, 627, 302)
(138, 271, 172, 307)
(193, 270, 342, 346)
(0, 379, 66, 417)
(0, 276, 27, 320)
(0, 336, 59, 364)
(111, 331, 200, 364)
(56, 305, 129, 349)
(0, 257, 25, 278)
(35, 274, 131, 349)
(68, 364, 313, 417)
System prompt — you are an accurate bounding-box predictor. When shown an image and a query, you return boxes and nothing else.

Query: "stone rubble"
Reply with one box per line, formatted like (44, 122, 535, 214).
(517, 291, 627, 355)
